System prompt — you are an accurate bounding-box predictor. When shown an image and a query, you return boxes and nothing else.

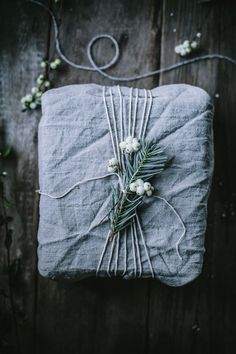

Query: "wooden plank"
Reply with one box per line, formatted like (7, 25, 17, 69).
(35, 1, 162, 354)
(0, 1, 50, 353)
(148, 1, 236, 353)
(48, 0, 162, 88)
(1, 1, 235, 353)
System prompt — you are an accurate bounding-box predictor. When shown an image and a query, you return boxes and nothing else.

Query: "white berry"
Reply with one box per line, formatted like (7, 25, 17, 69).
(146, 190, 153, 197)
(191, 41, 198, 49)
(108, 166, 115, 173)
(136, 186, 145, 196)
(126, 143, 134, 154)
(37, 76, 44, 85)
(132, 141, 140, 151)
(126, 136, 133, 144)
(180, 47, 187, 55)
(36, 91, 42, 98)
(50, 62, 57, 69)
(32, 87, 39, 94)
(129, 182, 137, 192)
(143, 182, 151, 191)
(25, 94, 33, 102)
(183, 40, 190, 48)
(175, 45, 181, 54)
(54, 58, 61, 66)
(30, 102, 37, 110)
(109, 157, 118, 166)
(185, 48, 191, 54)
(136, 179, 144, 186)
(44, 80, 51, 88)
(119, 141, 126, 150)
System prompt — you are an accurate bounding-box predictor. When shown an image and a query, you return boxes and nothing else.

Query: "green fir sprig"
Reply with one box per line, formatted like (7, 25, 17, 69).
(109, 140, 170, 238)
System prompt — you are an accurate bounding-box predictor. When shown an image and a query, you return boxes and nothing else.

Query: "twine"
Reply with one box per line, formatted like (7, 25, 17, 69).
(29, 1, 236, 82)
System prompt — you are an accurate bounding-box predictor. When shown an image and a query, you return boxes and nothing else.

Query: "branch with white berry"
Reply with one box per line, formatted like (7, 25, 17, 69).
(21, 58, 61, 111)
(108, 139, 170, 239)
(174, 33, 202, 58)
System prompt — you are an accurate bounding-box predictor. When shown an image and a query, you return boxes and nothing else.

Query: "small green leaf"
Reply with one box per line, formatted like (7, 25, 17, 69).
(3, 147, 11, 157)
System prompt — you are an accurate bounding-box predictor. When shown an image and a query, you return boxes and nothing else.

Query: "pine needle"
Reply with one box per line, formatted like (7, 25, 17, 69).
(109, 140, 171, 238)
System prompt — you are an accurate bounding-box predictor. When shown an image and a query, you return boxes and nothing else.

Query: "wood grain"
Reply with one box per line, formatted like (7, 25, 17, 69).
(0, 1, 50, 353)
(148, 1, 236, 354)
(0, 0, 236, 353)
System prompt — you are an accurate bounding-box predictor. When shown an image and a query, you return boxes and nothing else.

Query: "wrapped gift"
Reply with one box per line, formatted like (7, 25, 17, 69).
(37, 83, 214, 286)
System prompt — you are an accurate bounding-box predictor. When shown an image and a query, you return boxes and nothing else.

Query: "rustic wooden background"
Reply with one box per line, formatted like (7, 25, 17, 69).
(0, 0, 236, 353)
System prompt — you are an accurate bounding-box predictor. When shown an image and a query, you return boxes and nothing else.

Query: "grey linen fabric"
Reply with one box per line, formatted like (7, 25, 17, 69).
(37, 83, 214, 286)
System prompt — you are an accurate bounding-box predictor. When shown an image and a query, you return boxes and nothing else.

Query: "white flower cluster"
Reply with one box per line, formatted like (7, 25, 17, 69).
(175, 40, 199, 57)
(119, 136, 140, 154)
(107, 157, 119, 173)
(129, 179, 154, 197)
(21, 58, 61, 111)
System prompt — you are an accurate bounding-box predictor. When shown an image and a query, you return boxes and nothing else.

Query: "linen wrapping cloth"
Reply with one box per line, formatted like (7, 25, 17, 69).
(37, 83, 214, 286)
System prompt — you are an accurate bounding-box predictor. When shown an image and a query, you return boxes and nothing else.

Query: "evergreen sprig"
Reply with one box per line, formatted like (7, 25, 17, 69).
(110, 140, 170, 237)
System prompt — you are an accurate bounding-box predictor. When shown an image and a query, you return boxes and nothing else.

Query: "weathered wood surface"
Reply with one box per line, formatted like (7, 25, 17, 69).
(0, 0, 236, 354)
(0, 1, 50, 353)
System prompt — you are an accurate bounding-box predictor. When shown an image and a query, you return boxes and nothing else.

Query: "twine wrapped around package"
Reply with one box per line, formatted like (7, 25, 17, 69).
(37, 83, 214, 286)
